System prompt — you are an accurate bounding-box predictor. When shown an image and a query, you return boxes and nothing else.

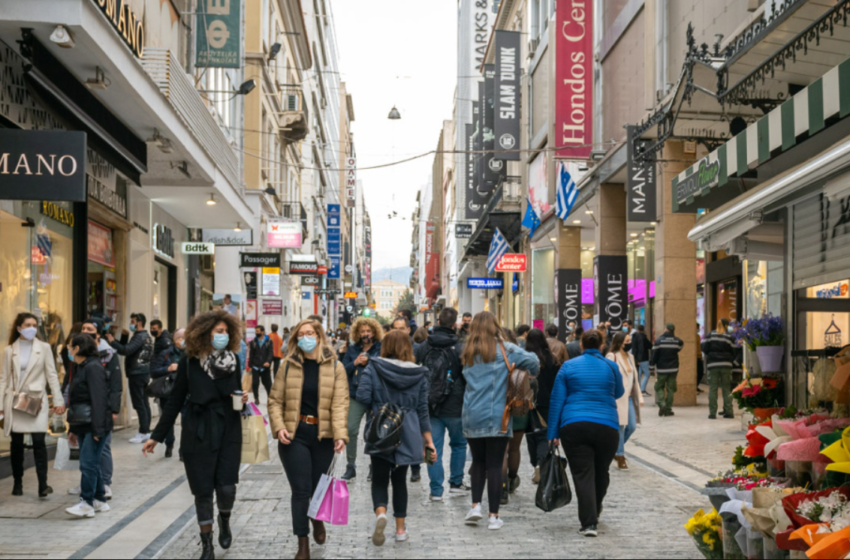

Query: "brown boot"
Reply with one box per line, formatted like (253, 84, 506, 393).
(615, 456, 629, 470)
(294, 536, 310, 559)
(311, 519, 326, 545)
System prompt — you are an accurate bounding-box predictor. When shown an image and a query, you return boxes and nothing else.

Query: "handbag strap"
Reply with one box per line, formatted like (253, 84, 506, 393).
(498, 342, 515, 434)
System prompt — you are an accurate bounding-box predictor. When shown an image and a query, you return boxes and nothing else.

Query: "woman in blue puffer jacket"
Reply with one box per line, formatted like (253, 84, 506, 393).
(460, 312, 539, 531)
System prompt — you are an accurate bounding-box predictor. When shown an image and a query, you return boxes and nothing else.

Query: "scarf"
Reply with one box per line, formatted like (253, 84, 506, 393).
(202, 350, 238, 380)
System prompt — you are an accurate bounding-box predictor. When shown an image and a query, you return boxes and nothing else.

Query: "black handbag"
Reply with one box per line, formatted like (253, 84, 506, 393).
(535, 443, 572, 512)
(146, 374, 175, 399)
(66, 403, 92, 426)
(363, 374, 405, 456)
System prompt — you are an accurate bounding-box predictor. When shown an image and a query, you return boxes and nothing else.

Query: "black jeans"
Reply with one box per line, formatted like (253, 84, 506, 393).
(371, 456, 409, 518)
(559, 422, 620, 528)
(128, 375, 152, 433)
(279, 423, 335, 537)
(252, 368, 272, 403)
(467, 437, 509, 515)
(272, 357, 281, 377)
(525, 429, 549, 468)
(195, 484, 237, 527)
(11, 432, 48, 486)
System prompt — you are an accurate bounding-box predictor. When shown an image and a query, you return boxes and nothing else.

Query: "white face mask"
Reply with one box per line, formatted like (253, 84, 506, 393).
(19, 327, 38, 341)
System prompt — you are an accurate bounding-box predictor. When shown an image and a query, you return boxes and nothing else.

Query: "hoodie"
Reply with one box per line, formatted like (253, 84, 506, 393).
(356, 357, 430, 467)
(415, 326, 465, 418)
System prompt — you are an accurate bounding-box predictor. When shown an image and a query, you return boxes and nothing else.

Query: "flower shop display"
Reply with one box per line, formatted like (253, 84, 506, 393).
(732, 378, 784, 421)
(734, 315, 786, 373)
(685, 509, 724, 559)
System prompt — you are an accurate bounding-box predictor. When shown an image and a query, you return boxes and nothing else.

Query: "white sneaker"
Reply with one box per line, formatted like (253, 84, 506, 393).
(372, 513, 388, 547)
(93, 500, 110, 513)
(68, 485, 81, 496)
(128, 433, 145, 443)
(465, 504, 483, 526)
(429, 495, 443, 502)
(65, 500, 95, 518)
(103, 485, 112, 500)
(395, 531, 409, 543)
(487, 515, 504, 531)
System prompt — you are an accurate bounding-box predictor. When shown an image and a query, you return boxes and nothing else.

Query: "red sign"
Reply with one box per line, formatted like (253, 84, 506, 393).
(317, 266, 328, 275)
(262, 299, 283, 316)
(31, 246, 46, 265)
(555, 0, 593, 159)
(496, 254, 527, 272)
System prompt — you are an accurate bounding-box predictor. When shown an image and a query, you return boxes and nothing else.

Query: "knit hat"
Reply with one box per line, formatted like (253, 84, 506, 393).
(666, 323, 676, 332)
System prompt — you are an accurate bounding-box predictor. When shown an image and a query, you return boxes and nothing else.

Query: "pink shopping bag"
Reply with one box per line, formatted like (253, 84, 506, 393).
(329, 479, 349, 526)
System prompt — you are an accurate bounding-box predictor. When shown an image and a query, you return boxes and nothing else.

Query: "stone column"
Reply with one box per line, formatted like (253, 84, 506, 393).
(656, 141, 698, 406)
(595, 184, 627, 257)
(557, 224, 582, 269)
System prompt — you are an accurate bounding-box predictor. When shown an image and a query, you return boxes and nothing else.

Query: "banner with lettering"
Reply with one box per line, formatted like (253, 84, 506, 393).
(555, 0, 593, 159)
(556, 269, 582, 343)
(594, 256, 628, 329)
(196, 0, 241, 68)
(494, 31, 521, 161)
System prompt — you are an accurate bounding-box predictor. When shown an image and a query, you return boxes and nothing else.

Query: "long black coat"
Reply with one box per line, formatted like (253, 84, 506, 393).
(151, 357, 242, 497)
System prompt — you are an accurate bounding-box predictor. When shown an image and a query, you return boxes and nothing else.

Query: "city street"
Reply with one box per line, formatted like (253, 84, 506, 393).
(0, 392, 736, 559)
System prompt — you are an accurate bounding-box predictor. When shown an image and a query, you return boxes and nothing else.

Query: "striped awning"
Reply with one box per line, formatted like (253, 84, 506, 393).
(672, 55, 850, 213)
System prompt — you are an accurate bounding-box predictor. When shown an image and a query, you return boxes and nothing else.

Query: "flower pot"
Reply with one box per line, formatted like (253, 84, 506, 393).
(767, 456, 786, 478)
(756, 346, 784, 373)
(753, 407, 782, 423)
(747, 348, 763, 375)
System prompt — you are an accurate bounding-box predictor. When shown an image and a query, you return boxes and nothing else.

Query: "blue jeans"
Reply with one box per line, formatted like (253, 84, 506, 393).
(100, 432, 113, 486)
(638, 361, 651, 392)
(427, 417, 467, 497)
(617, 400, 637, 456)
(79, 432, 108, 506)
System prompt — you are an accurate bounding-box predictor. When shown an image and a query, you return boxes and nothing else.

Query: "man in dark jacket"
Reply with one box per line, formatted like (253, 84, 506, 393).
(149, 320, 172, 360)
(415, 308, 467, 501)
(566, 327, 584, 360)
(248, 325, 275, 405)
(650, 323, 684, 417)
(457, 312, 472, 344)
(702, 319, 737, 420)
(150, 328, 186, 458)
(107, 313, 153, 443)
(631, 325, 652, 396)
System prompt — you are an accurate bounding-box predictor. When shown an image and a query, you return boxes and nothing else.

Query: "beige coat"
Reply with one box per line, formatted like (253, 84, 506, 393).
(607, 351, 644, 426)
(268, 347, 350, 443)
(1, 339, 63, 436)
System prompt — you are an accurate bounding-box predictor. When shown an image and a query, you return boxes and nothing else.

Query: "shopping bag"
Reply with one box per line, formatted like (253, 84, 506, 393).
(328, 479, 350, 526)
(535, 443, 572, 512)
(308, 473, 334, 520)
(240, 415, 270, 464)
(310, 454, 349, 525)
(53, 437, 80, 471)
(242, 372, 254, 395)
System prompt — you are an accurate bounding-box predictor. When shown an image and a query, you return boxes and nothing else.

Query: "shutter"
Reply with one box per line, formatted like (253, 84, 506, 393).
(793, 187, 850, 290)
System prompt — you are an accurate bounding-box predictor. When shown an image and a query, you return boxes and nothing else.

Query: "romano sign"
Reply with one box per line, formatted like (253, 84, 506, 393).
(0, 130, 87, 202)
(675, 157, 720, 207)
(91, 0, 146, 58)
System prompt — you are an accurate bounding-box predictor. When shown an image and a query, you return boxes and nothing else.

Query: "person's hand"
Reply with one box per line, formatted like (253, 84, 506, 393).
(94, 436, 100, 442)
(53, 405, 65, 415)
(142, 439, 157, 456)
(334, 439, 346, 453)
(549, 439, 560, 448)
(68, 433, 78, 447)
(263, 362, 270, 368)
(112, 414, 118, 422)
(354, 354, 368, 367)
(278, 429, 292, 445)
(168, 363, 179, 372)
(425, 444, 437, 464)
(241, 392, 249, 405)
(106, 333, 115, 343)
(121, 329, 130, 336)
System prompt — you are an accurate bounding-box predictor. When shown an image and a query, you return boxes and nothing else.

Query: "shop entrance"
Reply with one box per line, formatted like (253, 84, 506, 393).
(154, 258, 178, 331)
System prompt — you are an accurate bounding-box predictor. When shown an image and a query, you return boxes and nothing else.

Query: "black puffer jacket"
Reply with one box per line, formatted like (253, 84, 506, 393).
(67, 357, 113, 439)
(415, 327, 465, 418)
(631, 331, 651, 363)
(110, 330, 153, 376)
(701, 332, 737, 370)
(650, 332, 684, 375)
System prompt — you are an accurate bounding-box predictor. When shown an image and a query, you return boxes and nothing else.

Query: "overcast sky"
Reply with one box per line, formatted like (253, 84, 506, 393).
(330, 0, 458, 270)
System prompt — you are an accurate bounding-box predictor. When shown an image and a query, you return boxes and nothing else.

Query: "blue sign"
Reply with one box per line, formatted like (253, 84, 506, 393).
(328, 256, 341, 279)
(512, 275, 519, 293)
(467, 278, 504, 290)
(328, 227, 341, 255)
(302, 291, 312, 300)
(328, 204, 341, 227)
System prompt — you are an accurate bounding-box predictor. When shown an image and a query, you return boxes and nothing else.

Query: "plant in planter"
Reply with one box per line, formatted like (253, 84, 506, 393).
(732, 377, 785, 418)
(734, 314, 786, 373)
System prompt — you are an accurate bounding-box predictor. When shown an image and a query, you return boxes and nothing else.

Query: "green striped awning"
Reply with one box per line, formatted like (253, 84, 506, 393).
(672, 55, 850, 213)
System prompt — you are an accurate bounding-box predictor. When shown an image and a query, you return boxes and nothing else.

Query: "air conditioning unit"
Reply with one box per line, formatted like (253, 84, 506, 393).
(285, 93, 300, 112)
(201, 255, 214, 273)
(528, 38, 539, 55)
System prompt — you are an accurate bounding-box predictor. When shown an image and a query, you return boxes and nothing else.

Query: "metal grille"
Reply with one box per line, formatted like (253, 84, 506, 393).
(793, 185, 850, 290)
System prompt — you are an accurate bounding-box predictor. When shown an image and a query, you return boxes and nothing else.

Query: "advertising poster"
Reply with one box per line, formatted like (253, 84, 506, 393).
(213, 293, 241, 317)
(245, 299, 258, 329)
(267, 220, 302, 249)
(244, 270, 258, 300)
(262, 299, 283, 316)
(196, 0, 241, 68)
(88, 220, 115, 268)
(262, 267, 280, 297)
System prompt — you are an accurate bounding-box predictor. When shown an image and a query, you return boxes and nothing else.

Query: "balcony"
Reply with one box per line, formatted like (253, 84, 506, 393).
(281, 201, 309, 238)
(141, 48, 241, 190)
(495, 175, 522, 211)
(278, 89, 309, 142)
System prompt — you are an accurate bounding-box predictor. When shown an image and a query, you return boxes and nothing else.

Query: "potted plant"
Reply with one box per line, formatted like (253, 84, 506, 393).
(735, 315, 786, 373)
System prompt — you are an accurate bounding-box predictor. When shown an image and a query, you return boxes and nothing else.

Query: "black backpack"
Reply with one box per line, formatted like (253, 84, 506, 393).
(422, 344, 456, 416)
(364, 374, 405, 456)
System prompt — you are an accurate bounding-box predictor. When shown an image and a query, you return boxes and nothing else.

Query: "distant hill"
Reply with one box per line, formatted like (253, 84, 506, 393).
(371, 267, 413, 285)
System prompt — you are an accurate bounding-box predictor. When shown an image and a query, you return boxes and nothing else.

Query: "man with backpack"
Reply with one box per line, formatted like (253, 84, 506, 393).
(415, 307, 468, 502)
(107, 313, 153, 443)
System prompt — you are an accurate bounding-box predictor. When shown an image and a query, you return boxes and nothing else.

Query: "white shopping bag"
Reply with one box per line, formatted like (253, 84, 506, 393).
(307, 454, 340, 520)
(53, 437, 80, 471)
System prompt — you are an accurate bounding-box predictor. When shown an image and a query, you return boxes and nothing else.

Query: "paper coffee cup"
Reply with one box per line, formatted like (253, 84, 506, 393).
(232, 391, 244, 411)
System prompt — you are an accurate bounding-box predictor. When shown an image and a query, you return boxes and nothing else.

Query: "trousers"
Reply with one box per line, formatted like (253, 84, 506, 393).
(655, 374, 677, 412)
(427, 416, 467, 497)
(638, 361, 651, 392)
(560, 422, 619, 528)
(278, 423, 335, 537)
(252, 368, 272, 403)
(128, 375, 152, 433)
(79, 432, 108, 506)
(10, 432, 48, 486)
(708, 367, 734, 417)
(345, 399, 370, 465)
(617, 400, 637, 456)
(371, 456, 409, 518)
(467, 437, 509, 516)
(195, 485, 237, 527)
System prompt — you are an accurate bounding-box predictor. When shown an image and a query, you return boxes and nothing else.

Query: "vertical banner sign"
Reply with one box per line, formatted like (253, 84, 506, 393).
(328, 256, 341, 280)
(425, 223, 440, 299)
(327, 204, 341, 227)
(626, 125, 657, 222)
(465, 122, 477, 220)
(480, 67, 505, 194)
(365, 226, 372, 287)
(594, 256, 628, 329)
(495, 31, 521, 161)
(555, 0, 593, 159)
(345, 157, 357, 208)
(196, 0, 241, 68)
(556, 269, 583, 343)
(244, 270, 258, 300)
(262, 267, 280, 297)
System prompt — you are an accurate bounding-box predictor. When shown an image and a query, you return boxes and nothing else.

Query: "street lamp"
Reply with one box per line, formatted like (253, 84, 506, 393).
(388, 106, 401, 120)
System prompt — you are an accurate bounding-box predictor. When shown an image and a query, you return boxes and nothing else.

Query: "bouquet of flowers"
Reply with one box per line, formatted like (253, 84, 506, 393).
(732, 377, 784, 412)
(684, 509, 723, 559)
(733, 314, 786, 352)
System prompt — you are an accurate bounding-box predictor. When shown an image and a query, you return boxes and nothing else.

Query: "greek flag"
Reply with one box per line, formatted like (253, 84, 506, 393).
(555, 161, 579, 222)
(521, 197, 541, 238)
(486, 228, 510, 274)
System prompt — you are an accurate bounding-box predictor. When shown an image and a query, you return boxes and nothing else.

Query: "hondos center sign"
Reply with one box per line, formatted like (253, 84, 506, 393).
(0, 130, 87, 202)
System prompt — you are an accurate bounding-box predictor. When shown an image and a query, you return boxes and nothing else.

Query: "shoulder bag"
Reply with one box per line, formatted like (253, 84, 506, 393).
(363, 372, 405, 456)
(13, 391, 43, 416)
(499, 343, 534, 433)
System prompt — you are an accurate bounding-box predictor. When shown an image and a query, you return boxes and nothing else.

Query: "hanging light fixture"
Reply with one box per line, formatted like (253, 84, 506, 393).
(388, 106, 401, 120)
(206, 194, 217, 206)
(234, 222, 243, 232)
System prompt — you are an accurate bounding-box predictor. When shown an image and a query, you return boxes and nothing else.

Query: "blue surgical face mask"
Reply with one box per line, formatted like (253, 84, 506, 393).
(129, 324, 137, 333)
(212, 333, 230, 351)
(298, 336, 318, 353)
(19, 327, 38, 341)
(623, 326, 629, 332)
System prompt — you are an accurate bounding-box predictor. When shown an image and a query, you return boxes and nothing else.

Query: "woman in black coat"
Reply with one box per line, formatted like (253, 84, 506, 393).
(143, 311, 247, 560)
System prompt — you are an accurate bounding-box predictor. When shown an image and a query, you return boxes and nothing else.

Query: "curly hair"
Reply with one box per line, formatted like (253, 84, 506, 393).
(184, 310, 243, 358)
(350, 317, 384, 345)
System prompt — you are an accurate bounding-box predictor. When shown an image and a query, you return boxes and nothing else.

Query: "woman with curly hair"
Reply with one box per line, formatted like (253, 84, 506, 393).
(143, 311, 248, 560)
(340, 317, 383, 482)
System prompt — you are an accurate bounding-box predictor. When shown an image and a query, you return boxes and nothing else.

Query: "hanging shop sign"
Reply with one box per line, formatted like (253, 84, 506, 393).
(328, 227, 341, 255)
(456, 223, 474, 239)
(626, 125, 657, 222)
(480, 65, 505, 195)
(464, 120, 478, 220)
(594, 256, 628, 329)
(494, 31, 521, 161)
(316, 289, 341, 296)
(267, 220, 302, 249)
(328, 204, 341, 227)
(0, 130, 87, 202)
(467, 278, 504, 290)
(262, 299, 283, 316)
(240, 252, 281, 268)
(244, 270, 258, 300)
(196, 0, 241, 68)
(675, 157, 720, 210)
(556, 269, 583, 343)
(329, 256, 341, 280)
(41, 201, 75, 228)
(181, 242, 215, 255)
(152, 223, 175, 258)
(345, 157, 357, 208)
(344, 291, 358, 299)
(495, 254, 527, 273)
(301, 275, 320, 286)
(202, 228, 253, 246)
(555, 0, 593, 159)
(91, 0, 146, 58)
(289, 261, 319, 275)
(317, 266, 328, 275)
(88, 221, 115, 268)
(262, 267, 280, 297)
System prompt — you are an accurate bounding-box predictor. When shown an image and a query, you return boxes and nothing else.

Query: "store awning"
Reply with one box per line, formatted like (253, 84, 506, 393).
(462, 183, 522, 260)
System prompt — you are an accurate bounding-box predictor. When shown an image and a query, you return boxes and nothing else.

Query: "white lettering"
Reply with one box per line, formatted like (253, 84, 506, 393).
(0, 153, 8, 174)
(58, 155, 77, 177)
(14, 154, 32, 175)
(36, 154, 55, 176)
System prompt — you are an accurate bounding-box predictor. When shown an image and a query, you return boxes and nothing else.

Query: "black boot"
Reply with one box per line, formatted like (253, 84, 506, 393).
(200, 532, 215, 560)
(218, 514, 232, 550)
(165, 445, 174, 459)
(12, 480, 22, 496)
(367, 464, 373, 482)
(37, 471, 52, 498)
(341, 464, 356, 483)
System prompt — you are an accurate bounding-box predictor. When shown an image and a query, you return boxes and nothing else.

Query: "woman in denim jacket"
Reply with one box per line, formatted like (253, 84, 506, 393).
(460, 312, 539, 531)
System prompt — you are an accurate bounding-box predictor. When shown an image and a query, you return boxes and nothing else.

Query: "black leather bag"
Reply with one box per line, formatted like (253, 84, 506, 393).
(146, 374, 175, 399)
(363, 374, 405, 456)
(66, 403, 92, 427)
(535, 443, 572, 513)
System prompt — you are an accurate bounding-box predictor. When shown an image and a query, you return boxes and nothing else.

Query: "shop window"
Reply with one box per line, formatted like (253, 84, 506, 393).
(715, 279, 739, 324)
(531, 248, 555, 331)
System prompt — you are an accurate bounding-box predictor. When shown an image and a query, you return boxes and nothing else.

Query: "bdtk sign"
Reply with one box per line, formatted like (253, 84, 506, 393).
(181, 242, 215, 255)
(495, 254, 527, 272)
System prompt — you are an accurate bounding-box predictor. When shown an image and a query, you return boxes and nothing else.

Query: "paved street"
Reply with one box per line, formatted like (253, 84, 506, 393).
(0, 385, 734, 559)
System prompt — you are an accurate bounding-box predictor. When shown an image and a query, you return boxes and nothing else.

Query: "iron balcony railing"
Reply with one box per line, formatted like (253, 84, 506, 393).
(141, 48, 241, 191)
